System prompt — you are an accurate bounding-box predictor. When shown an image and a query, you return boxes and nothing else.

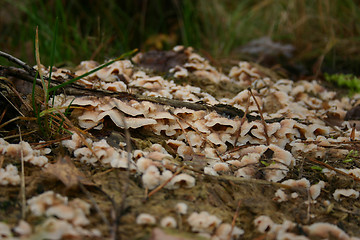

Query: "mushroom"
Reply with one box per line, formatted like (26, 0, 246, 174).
(136, 213, 156, 225)
(187, 211, 222, 233)
(142, 165, 160, 190)
(168, 173, 195, 189)
(214, 223, 244, 240)
(333, 189, 359, 201)
(175, 203, 188, 215)
(160, 216, 177, 228)
(0, 164, 20, 186)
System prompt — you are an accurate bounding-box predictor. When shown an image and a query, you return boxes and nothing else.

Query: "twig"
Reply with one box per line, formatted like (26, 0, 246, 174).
(0, 156, 4, 171)
(248, 88, 270, 145)
(228, 200, 241, 240)
(0, 50, 35, 76)
(174, 117, 195, 154)
(18, 125, 26, 219)
(307, 157, 360, 183)
(147, 165, 186, 199)
(0, 92, 25, 117)
(3, 130, 37, 140)
(234, 90, 251, 146)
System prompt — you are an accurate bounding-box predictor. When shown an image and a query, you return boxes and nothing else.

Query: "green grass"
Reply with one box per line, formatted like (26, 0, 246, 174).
(1, 0, 360, 74)
(324, 73, 360, 94)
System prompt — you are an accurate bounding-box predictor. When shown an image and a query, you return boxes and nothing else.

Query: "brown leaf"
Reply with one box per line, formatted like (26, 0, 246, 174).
(43, 156, 95, 188)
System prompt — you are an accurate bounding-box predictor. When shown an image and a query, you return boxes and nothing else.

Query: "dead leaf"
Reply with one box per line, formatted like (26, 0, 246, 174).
(43, 156, 95, 188)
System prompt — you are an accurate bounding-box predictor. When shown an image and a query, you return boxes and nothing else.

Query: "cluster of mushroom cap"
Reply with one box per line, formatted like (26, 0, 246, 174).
(29, 45, 360, 238)
(0, 191, 100, 239)
(0, 138, 50, 167)
(254, 215, 359, 240)
(136, 202, 244, 240)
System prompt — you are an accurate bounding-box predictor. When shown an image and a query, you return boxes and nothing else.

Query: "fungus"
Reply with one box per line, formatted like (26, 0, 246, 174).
(212, 162, 230, 172)
(175, 203, 188, 215)
(333, 189, 359, 201)
(254, 215, 273, 233)
(281, 178, 310, 189)
(305, 222, 349, 240)
(27, 191, 68, 216)
(14, 220, 32, 236)
(214, 223, 244, 240)
(46, 205, 75, 220)
(0, 164, 20, 186)
(136, 213, 156, 225)
(142, 165, 160, 190)
(187, 211, 222, 233)
(160, 216, 177, 228)
(309, 181, 326, 200)
(0, 222, 12, 238)
(136, 157, 156, 173)
(168, 173, 195, 189)
(274, 189, 288, 202)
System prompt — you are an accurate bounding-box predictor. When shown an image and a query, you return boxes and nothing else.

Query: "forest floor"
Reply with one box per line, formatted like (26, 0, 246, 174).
(0, 47, 360, 240)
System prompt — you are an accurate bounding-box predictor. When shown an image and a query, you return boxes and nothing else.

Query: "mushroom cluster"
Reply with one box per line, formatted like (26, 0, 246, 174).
(0, 164, 20, 186)
(0, 138, 50, 167)
(27, 46, 360, 238)
(254, 215, 356, 240)
(25, 191, 101, 239)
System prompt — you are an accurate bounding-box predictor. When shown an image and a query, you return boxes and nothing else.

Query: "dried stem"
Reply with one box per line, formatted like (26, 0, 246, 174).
(228, 200, 241, 240)
(248, 88, 270, 145)
(18, 125, 26, 219)
(0, 50, 35, 76)
(307, 157, 360, 182)
(147, 165, 186, 199)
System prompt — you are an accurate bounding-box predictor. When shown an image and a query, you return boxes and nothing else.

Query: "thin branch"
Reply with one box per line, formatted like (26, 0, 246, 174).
(0, 50, 35, 76)
(307, 157, 360, 182)
(18, 125, 26, 219)
(248, 88, 270, 145)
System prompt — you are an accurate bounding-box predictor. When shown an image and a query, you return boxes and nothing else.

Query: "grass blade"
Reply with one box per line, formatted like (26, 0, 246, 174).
(47, 17, 59, 103)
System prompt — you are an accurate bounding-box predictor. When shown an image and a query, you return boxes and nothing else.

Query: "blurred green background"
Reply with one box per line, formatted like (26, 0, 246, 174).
(1, 0, 360, 75)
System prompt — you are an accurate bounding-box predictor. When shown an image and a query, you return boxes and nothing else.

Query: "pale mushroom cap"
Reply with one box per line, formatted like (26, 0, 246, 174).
(169, 173, 196, 189)
(14, 220, 32, 236)
(175, 202, 188, 215)
(46, 205, 75, 220)
(305, 222, 349, 240)
(281, 178, 310, 189)
(213, 163, 230, 172)
(214, 223, 244, 239)
(136, 213, 156, 225)
(254, 215, 274, 233)
(0, 222, 12, 238)
(160, 216, 177, 228)
(333, 189, 360, 201)
(187, 211, 222, 233)
(274, 189, 288, 202)
(142, 165, 160, 190)
(309, 181, 326, 200)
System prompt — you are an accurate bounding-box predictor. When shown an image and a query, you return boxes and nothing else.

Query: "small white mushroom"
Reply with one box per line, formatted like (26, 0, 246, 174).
(214, 223, 244, 240)
(187, 211, 222, 233)
(142, 165, 160, 190)
(175, 202, 188, 215)
(305, 222, 349, 240)
(136, 213, 156, 225)
(160, 216, 177, 228)
(333, 189, 359, 201)
(14, 220, 32, 236)
(168, 173, 195, 189)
